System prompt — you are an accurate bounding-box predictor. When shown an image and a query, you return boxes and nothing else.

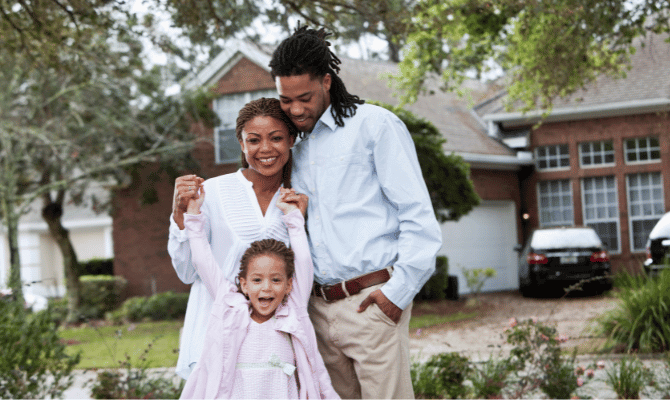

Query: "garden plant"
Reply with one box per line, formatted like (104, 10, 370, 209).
(88, 337, 184, 399)
(0, 290, 80, 399)
(598, 269, 670, 352)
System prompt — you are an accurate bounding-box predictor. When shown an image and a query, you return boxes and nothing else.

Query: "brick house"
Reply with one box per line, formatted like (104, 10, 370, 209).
(113, 41, 530, 297)
(477, 34, 670, 272)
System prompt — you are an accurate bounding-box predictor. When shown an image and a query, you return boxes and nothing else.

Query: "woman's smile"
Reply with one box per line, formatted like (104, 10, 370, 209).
(239, 115, 295, 179)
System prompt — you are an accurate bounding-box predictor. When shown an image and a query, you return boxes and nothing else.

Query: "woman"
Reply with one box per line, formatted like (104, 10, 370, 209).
(168, 98, 303, 380)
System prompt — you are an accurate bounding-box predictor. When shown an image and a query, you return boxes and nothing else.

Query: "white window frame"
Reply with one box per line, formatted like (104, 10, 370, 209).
(624, 136, 661, 165)
(538, 179, 574, 227)
(581, 176, 620, 253)
(579, 140, 615, 168)
(627, 172, 665, 252)
(535, 144, 570, 171)
(212, 89, 277, 164)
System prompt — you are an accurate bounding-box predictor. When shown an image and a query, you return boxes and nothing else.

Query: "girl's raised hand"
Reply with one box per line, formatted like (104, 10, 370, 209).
(277, 188, 308, 217)
(186, 184, 205, 215)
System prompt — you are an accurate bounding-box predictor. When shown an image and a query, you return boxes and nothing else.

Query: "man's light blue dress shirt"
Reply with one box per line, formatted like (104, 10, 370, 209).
(291, 103, 443, 310)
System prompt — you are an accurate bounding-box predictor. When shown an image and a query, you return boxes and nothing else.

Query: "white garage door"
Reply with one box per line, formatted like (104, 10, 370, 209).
(438, 200, 518, 294)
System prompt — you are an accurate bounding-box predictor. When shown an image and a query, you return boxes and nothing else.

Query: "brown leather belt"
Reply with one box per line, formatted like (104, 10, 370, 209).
(312, 268, 391, 302)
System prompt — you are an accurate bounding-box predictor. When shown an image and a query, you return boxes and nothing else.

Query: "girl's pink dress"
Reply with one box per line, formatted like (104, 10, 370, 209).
(179, 210, 339, 399)
(232, 318, 299, 399)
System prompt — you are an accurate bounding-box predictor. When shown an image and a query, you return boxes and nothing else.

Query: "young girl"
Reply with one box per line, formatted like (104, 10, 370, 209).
(179, 185, 339, 399)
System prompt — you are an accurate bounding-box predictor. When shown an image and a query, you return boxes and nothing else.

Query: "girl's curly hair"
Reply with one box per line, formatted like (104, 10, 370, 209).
(237, 239, 295, 295)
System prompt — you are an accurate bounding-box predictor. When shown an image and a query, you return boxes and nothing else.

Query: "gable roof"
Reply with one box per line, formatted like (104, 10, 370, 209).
(189, 40, 528, 169)
(478, 33, 670, 129)
(184, 41, 273, 91)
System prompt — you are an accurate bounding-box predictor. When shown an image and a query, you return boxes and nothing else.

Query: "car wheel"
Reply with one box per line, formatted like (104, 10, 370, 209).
(519, 282, 537, 298)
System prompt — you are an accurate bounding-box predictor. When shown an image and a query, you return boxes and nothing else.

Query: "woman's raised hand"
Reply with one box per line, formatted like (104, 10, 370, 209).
(172, 175, 205, 229)
(277, 188, 308, 217)
(186, 184, 205, 215)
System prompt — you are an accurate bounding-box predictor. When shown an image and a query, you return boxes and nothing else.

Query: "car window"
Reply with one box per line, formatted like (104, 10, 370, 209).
(649, 212, 670, 239)
(531, 228, 603, 249)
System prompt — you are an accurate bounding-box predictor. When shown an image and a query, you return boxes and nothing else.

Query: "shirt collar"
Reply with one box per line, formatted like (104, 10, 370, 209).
(305, 105, 336, 139)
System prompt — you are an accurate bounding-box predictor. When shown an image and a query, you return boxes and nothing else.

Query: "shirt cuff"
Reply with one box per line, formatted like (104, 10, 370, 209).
(280, 209, 305, 229)
(169, 214, 190, 242)
(184, 213, 206, 239)
(380, 276, 414, 310)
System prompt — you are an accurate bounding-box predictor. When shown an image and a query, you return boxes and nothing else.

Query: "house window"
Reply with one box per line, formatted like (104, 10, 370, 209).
(579, 140, 615, 168)
(538, 179, 573, 227)
(627, 172, 664, 251)
(582, 176, 620, 253)
(535, 144, 570, 171)
(212, 89, 277, 164)
(625, 137, 660, 164)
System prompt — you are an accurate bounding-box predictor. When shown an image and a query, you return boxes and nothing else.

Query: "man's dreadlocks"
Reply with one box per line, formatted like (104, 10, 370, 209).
(269, 25, 364, 128)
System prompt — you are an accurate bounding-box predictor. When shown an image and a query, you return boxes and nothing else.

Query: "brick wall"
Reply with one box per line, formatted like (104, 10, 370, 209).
(470, 168, 524, 244)
(213, 57, 275, 95)
(523, 112, 670, 273)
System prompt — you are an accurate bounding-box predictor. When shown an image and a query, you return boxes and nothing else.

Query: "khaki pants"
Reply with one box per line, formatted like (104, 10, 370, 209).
(308, 283, 414, 399)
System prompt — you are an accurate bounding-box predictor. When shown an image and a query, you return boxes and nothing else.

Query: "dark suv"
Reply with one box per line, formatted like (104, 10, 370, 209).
(644, 212, 670, 276)
(516, 227, 612, 296)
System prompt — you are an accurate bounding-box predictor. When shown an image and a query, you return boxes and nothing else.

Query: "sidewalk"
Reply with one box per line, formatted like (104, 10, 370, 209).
(62, 369, 97, 399)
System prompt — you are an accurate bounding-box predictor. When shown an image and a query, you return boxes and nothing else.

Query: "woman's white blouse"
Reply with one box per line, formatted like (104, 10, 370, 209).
(167, 170, 289, 379)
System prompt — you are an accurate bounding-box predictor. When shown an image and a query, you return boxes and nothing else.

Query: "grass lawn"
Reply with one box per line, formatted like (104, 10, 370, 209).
(59, 303, 475, 369)
(409, 311, 478, 331)
(59, 320, 183, 369)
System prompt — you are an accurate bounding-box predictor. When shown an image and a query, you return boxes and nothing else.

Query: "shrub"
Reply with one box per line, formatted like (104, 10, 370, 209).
(0, 295, 80, 398)
(109, 292, 188, 323)
(463, 267, 497, 304)
(505, 318, 581, 398)
(612, 268, 650, 291)
(604, 355, 653, 399)
(43, 297, 69, 326)
(89, 340, 184, 399)
(416, 256, 449, 300)
(598, 268, 670, 352)
(79, 275, 128, 320)
(411, 352, 471, 398)
(79, 258, 114, 276)
(469, 355, 513, 399)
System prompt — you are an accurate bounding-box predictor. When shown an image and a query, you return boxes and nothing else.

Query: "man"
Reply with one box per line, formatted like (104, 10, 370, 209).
(270, 26, 442, 399)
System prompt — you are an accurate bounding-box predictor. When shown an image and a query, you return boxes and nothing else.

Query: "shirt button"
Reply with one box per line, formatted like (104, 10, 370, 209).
(311, 161, 315, 165)
(315, 243, 320, 247)
(315, 216, 320, 220)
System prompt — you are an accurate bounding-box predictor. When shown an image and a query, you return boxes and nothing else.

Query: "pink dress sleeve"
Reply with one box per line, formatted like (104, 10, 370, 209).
(184, 213, 237, 298)
(281, 210, 313, 307)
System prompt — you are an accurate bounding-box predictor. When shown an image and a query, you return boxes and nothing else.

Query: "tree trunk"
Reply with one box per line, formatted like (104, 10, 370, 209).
(388, 40, 400, 63)
(1, 200, 24, 303)
(42, 194, 80, 322)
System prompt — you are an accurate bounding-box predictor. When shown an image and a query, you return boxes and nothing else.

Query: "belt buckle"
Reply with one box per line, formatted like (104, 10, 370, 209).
(319, 285, 330, 302)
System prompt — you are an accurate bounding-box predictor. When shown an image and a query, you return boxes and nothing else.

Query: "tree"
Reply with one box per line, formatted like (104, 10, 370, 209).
(0, 0, 122, 68)
(156, 0, 414, 61)
(271, 0, 413, 62)
(0, 15, 214, 320)
(394, 0, 670, 109)
(371, 101, 480, 222)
